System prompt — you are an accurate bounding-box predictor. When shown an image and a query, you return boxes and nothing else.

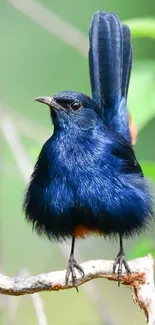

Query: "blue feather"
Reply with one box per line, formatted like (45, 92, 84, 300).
(24, 93, 154, 241)
(89, 11, 131, 143)
(121, 24, 132, 99)
(89, 11, 122, 114)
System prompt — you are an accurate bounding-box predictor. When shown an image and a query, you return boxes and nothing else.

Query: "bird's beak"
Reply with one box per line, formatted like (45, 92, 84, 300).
(35, 96, 53, 105)
(35, 96, 62, 110)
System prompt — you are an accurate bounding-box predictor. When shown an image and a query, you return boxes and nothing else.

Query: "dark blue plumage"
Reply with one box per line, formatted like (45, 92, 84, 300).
(121, 24, 132, 99)
(89, 11, 131, 143)
(24, 11, 154, 286)
(24, 92, 153, 240)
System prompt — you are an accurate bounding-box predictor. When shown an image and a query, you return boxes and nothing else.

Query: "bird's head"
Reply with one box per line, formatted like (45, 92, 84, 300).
(35, 91, 101, 131)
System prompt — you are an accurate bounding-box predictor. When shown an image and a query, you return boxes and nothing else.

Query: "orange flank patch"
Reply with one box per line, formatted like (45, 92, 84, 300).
(128, 113, 138, 145)
(73, 225, 100, 238)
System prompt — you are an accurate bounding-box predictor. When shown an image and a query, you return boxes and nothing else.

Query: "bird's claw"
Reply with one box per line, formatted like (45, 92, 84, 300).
(113, 251, 131, 286)
(65, 257, 84, 292)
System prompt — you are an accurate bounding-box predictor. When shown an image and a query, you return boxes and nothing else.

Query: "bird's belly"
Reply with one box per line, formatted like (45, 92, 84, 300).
(73, 225, 100, 238)
(25, 161, 152, 240)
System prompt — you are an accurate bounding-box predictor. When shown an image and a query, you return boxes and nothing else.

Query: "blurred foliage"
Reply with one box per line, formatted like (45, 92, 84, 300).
(127, 236, 155, 259)
(125, 17, 155, 39)
(0, 1, 155, 325)
(129, 61, 155, 130)
(141, 162, 155, 181)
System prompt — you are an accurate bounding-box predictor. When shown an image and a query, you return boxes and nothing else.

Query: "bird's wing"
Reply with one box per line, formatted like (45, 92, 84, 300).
(111, 135, 143, 175)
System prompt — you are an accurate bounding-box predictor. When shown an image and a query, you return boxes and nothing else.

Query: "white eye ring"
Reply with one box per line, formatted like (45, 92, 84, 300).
(70, 102, 81, 110)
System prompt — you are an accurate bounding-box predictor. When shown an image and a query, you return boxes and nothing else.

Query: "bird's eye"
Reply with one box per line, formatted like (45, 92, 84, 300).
(70, 102, 81, 110)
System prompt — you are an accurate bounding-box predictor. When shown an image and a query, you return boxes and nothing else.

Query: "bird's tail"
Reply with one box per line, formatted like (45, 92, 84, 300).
(89, 11, 132, 142)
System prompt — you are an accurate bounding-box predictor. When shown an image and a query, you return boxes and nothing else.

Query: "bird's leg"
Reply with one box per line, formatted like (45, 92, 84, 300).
(65, 237, 84, 292)
(113, 235, 131, 286)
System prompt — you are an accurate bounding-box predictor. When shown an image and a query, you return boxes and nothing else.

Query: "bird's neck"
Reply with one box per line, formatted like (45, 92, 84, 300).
(52, 123, 88, 147)
(47, 111, 107, 165)
(50, 118, 105, 162)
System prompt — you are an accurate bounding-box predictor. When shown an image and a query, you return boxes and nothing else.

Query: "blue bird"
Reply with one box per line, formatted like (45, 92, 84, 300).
(24, 11, 154, 289)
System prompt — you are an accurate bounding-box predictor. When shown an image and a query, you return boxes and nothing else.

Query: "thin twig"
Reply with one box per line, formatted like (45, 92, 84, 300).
(9, 0, 88, 56)
(0, 256, 154, 325)
(0, 102, 50, 144)
(0, 115, 32, 181)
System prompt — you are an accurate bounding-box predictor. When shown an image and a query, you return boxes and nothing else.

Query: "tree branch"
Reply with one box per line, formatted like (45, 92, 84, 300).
(0, 255, 154, 324)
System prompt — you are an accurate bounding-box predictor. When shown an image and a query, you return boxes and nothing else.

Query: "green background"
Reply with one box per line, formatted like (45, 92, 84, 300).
(0, 1, 155, 325)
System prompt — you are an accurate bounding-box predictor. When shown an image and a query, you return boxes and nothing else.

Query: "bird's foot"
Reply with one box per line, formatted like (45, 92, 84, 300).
(65, 257, 84, 292)
(113, 250, 131, 286)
